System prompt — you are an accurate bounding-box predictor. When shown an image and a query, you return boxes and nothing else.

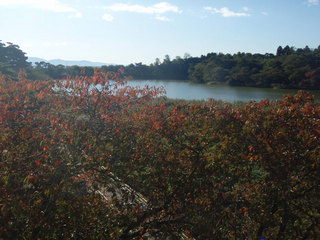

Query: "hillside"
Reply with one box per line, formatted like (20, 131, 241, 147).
(27, 57, 111, 67)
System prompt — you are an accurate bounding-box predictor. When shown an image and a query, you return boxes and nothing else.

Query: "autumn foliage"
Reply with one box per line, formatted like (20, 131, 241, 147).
(0, 71, 319, 239)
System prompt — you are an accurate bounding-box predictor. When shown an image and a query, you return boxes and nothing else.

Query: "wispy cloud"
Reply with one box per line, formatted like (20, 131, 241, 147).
(0, 0, 79, 12)
(105, 2, 182, 14)
(307, 0, 319, 6)
(102, 14, 114, 22)
(104, 2, 181, 21)
(204, 6, 250, 17)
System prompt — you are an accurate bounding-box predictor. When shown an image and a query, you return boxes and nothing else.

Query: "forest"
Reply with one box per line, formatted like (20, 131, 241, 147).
(1, 41, 320, 89)
(0, 41, 320, 239)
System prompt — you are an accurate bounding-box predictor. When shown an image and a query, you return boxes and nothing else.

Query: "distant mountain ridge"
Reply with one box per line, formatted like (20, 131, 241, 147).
(27, 57, 111, 67)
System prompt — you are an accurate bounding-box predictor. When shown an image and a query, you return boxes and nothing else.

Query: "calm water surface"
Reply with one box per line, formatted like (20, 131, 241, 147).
(127, 80, 320, 102)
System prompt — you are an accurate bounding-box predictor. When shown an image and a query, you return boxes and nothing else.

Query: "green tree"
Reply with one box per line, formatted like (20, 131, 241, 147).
(0, 41, 30, 78)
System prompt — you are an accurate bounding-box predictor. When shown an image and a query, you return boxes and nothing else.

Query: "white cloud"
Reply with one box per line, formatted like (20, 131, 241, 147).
(68, 12, 83, 19)
(155, 15, 171, 21)
(261, 12, 268, 16)
(105, 2, 182, 14)
(307, 0, 319, 6)
(42, 42, 68, 47)
(0, 0, 77, 13)
(204, 6, 250, 17)
(102, 13, 114, 22)
(104, 2, 181, 21)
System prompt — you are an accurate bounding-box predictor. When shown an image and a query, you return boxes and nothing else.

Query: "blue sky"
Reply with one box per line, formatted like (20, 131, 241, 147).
(0, 0, 319, 65)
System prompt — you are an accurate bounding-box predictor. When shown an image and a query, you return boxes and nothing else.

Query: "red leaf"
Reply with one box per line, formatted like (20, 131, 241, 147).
(118, 68, 124, 74)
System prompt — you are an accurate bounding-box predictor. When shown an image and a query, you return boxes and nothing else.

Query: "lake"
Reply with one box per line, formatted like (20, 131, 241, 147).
(127, 80, 320, 102)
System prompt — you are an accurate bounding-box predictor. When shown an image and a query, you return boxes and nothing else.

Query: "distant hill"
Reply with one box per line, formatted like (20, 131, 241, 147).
(28, 57, 47, 64)
(27, 57, 111, 67)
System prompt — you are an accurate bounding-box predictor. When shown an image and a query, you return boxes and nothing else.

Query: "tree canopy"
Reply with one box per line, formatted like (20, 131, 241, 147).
(99, 45, 320, 89)
(0, 41, 30, 79)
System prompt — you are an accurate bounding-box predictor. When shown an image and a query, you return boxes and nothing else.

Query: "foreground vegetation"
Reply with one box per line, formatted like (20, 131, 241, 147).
(1, 69, 319, 239)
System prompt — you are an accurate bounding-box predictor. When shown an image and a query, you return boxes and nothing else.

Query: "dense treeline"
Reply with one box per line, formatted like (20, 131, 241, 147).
(188, 45, 320, 89)
(113, 45, 320, 89)
(34, 45, 320, 90)
(1, 70, 320, 239)
(1, 40, 320, 89)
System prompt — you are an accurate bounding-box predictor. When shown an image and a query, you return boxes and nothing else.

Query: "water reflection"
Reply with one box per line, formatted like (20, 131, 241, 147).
(126, 80, 320, 102)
